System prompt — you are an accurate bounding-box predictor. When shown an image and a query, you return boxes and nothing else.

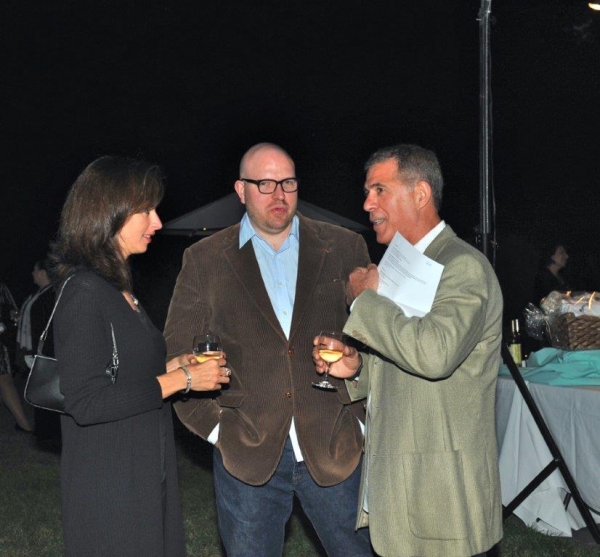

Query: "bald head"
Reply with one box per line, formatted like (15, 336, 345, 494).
(235, 142, 298, 250)
(239, 143, 295, 178)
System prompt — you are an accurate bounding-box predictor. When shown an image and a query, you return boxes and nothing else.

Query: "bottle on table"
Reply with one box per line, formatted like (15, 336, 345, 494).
(508, 318, 522, 366)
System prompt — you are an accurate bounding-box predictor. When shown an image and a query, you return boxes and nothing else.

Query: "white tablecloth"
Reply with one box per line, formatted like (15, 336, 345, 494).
(496, 376, 600, 536)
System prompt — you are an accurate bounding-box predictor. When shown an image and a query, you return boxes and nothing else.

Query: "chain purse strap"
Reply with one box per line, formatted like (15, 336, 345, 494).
(106, 323, 119, 384)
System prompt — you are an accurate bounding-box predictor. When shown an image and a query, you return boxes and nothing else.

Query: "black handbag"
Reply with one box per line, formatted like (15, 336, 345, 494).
(24, 276, 119, 413)
(24, 354, 65, 413)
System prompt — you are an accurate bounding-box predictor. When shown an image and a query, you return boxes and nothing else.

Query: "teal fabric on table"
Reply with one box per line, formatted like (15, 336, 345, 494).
(499, 347, 600, 386)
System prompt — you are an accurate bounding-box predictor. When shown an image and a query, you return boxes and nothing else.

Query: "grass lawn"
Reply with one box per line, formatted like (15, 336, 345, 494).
(1, 410, 599, 556)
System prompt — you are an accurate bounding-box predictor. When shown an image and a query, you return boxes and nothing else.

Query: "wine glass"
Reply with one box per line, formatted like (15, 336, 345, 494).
(193, 334, 223, 363)
(312, 331, 345, 391)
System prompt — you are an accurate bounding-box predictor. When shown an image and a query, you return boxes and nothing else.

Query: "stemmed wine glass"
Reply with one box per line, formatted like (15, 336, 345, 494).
(312, 331, 345, 391)
(193, 334, 223, 363)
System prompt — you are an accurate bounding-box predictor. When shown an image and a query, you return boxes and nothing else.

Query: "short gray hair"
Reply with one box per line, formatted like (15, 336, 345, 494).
(365, 144, 443, 210)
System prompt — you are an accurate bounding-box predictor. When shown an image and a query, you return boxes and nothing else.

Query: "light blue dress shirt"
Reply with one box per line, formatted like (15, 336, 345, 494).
(241, 213, 305, 460)
(208, 214, 306, 461)
(239, 213, 299, 339)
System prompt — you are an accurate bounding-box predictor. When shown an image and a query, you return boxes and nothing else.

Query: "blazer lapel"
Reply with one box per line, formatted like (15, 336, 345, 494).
(289, 215, 328, 341)
(223, 231, 287, 341)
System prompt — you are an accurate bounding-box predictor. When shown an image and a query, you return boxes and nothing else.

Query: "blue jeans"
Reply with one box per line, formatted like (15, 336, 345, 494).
(213, 437, 373, 557)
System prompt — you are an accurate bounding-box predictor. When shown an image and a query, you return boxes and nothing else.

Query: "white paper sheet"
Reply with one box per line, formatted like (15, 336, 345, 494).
(376, 232, 444, 317)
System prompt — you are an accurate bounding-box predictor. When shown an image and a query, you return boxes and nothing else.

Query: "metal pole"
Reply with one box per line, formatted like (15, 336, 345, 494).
(478, 0, 492, 260)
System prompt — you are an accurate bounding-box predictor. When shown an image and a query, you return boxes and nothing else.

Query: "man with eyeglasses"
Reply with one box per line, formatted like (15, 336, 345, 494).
(164, 143, 373, 556)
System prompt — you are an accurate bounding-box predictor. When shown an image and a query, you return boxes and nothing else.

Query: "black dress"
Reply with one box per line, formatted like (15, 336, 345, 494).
(54, 271, 185, 557)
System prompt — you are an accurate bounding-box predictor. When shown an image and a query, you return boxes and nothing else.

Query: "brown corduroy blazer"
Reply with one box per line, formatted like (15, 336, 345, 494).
(164, 213, 370, 486)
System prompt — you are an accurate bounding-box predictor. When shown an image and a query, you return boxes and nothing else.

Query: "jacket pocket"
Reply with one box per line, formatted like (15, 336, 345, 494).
(216, 393, 260, 446)
(402, 450, 469, 540)
(216, 392, 244, 408)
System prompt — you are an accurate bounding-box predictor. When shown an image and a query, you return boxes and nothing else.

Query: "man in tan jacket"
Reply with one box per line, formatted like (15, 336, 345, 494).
(314, 144, 503, 556)
(164, 143, 373, 556)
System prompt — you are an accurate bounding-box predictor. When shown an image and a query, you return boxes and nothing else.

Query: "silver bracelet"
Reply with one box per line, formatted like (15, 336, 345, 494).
(181, 364, 192, 394)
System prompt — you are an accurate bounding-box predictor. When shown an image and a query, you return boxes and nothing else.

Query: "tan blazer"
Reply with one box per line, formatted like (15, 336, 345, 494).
(164, 214, 370, 486)
(344, 226, 503, 557)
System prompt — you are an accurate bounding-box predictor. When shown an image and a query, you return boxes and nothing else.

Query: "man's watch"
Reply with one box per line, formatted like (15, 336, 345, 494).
(350, 357, 363, 381)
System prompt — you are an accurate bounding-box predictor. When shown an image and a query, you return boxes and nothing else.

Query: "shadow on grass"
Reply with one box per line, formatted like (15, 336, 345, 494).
(286, 499, 328, 557)
(33, 436, 62, 454)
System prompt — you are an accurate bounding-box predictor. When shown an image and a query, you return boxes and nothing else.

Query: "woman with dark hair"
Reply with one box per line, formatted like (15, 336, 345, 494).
(51, 156, 230, 557)
(533, 242, 571, 303)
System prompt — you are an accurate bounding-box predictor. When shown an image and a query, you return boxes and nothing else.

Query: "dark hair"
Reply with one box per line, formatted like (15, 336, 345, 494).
(34, 257, 50, 273)
(543, 242, 568, 267)
(50, 156, 164, 291)
(364, 144, 444, 210)
(34, 256, 55, 283)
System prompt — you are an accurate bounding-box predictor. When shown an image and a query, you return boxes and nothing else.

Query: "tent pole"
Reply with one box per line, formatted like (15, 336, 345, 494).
(477, 0, 492, 260)
(482, 5, 599, 539)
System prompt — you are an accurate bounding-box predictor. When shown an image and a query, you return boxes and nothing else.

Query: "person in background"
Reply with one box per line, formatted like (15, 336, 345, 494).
(17, 259, 55, 369)
(313, 144, 503, 557)
(17, 257, 59, 443)
(0, 281, 33, 432)
(533, 242, 570, 304)
(164, 143, 373, 557)
(51, 156, 230, 557)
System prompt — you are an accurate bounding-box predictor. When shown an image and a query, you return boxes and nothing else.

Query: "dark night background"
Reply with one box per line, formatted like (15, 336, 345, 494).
(2, 0, 600, 326)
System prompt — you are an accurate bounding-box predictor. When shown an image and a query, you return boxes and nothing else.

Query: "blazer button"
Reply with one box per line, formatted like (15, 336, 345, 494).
(287, 348, 295, 355)
(284, 391, 292, 398)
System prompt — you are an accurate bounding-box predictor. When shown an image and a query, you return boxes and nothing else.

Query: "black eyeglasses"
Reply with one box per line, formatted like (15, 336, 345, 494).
(241, 177, 298, 194)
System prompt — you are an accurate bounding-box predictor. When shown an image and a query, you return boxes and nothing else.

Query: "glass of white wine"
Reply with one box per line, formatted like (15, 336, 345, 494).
(312, 331, 345, 391)
(193, 334, 223, 363)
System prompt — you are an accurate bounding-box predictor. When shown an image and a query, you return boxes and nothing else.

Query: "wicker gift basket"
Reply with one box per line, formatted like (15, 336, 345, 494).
(524, 291, 600, 350)
(552, 312, 600, 350)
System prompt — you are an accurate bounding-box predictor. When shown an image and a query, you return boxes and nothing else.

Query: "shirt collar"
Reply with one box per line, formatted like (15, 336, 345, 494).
(239, 213, 299, 249)
(413, 220, 446, 253)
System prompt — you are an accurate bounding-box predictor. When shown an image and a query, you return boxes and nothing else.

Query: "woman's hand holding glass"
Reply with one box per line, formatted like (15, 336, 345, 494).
(193, 334, 223, 363)
(161, 338, 230, 398)
(183, 356, 230, 391)
(188, 333, 231, 390)
(312, 333, 362, 385)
